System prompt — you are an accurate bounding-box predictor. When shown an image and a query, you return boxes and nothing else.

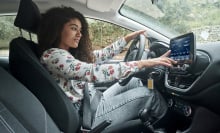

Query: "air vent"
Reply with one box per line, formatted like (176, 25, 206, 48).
(167, 74, 197, 89)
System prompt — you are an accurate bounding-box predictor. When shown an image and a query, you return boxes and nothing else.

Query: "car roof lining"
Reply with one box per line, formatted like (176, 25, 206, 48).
(0, 0, 124, 13)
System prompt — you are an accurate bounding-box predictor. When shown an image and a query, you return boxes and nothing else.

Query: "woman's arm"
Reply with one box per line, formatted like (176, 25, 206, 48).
(136, 50, 176, 68)
(93, 30, 146, 63)
(41, 48, 176, 83)
(93, 38, 127, 63)
(41, 48, 140, 83)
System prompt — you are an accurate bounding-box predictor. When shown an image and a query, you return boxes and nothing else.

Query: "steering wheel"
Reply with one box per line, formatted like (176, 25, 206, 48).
(119, 34, 146, 86)
(124, 34, 146, 62)
(148, 41, 169, 58)
(146, 41, 170, 81)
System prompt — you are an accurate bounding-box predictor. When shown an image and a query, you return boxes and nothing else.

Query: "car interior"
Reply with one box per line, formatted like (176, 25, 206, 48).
(4, 0, 147, 133)
(0, 0, 220, 133)
(0, 67, 61, 133)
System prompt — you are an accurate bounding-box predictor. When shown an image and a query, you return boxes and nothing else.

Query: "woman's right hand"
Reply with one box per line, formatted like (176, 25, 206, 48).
(137, 50, 177, 69)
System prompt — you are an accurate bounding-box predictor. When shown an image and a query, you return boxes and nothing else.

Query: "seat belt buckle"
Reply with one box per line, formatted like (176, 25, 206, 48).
(80, 126, 90, 133)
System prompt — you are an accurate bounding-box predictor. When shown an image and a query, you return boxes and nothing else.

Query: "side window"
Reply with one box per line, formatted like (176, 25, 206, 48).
(0, 16, 18, 56)
(87, 18, 132, 60)
(0, 15, 37, 57)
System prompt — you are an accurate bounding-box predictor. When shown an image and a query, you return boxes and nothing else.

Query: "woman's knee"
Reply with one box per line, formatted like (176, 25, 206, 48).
(136, 86, 154, 96)
(147, 90, 168, 120)
(127, 77, 143, 87)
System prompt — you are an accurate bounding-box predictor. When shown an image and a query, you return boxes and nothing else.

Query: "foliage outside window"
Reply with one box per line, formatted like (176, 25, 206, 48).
(0, 16, 37, 56)
(0, 16, 131, 60)
(87, 18, 131, 60)
(121, 0, 220, 44)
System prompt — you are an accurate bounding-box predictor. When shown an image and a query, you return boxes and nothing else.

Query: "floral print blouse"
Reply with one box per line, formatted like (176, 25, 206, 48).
(40, 38, 140, 103)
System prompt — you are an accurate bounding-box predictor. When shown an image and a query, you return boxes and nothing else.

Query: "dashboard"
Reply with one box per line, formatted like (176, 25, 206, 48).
(165, 32, 210, 94)
(148, 34, 220, 115)
(165, 50, 210, 93)
(169, 32, 195, 65)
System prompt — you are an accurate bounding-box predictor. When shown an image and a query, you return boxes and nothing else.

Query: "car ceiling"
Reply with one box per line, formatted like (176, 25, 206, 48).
(0, 0, 124, 15)
(0, 0, 139, 30)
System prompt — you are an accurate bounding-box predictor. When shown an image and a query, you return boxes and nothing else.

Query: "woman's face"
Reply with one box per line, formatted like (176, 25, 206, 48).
(59, 18, 82, 50)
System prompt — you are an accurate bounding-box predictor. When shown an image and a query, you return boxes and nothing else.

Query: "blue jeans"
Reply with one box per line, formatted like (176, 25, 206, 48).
(92, 78, 167, 128)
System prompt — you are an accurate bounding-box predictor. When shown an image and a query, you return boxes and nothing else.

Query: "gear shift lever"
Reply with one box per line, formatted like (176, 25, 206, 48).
(139, 109, 167, 133)
(138, 108, 155, 132)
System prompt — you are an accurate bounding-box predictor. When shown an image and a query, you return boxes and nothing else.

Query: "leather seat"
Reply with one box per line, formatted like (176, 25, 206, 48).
(0, 67, 61, 133)
(10, 37, 80, 133)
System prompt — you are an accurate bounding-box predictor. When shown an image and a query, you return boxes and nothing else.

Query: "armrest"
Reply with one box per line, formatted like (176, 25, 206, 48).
(89, 120, 112, 133)
(81, 120, 112, 133)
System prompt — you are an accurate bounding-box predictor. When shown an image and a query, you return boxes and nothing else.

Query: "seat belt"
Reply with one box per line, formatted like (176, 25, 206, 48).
(82, 85, 102, 130)
(82, 86, 92, 129)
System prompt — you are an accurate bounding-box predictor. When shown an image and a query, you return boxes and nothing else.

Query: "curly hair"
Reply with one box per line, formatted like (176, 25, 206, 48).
(37, 6, 95, 63)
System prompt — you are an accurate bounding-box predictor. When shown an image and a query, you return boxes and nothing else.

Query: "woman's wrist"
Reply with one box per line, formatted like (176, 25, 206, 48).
(137, 60, 145, 69)
(137, 59, 154, 69)
(124, 30, 146, 43)
(124, 36, 132, 43)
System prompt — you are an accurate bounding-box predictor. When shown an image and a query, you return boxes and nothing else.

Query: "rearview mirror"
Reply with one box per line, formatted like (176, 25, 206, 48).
(151, 0, 164, 12)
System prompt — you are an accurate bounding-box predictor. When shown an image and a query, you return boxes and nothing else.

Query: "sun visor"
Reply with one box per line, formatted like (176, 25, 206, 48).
(86, 0, 114, 12)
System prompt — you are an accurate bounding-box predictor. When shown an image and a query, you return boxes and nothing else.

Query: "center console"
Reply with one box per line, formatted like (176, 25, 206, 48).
(162, 32, 218, 133)
(164, 32, 210, 116)
(165, 32, 197, 92)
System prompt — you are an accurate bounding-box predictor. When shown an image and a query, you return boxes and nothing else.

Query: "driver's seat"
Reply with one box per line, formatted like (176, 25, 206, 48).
(9, 0, 145, 132)
(9, 0, 79, 132)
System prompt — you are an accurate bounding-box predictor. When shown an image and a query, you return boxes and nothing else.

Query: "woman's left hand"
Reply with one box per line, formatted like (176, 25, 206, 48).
(124, 30, 146, 43)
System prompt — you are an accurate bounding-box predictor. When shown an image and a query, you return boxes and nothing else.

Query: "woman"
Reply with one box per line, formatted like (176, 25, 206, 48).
(38, 6, 176, 128)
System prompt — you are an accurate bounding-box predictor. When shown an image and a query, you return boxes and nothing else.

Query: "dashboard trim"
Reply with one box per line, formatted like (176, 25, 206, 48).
(164, 51, 211, 93)
(164, 72, 201, 93)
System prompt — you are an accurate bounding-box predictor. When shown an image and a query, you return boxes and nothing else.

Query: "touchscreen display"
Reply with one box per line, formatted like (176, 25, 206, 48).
(170, 32, 195, 64)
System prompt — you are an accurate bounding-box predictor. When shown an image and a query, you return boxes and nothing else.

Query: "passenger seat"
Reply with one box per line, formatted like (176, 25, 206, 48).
(0, 67, 61, 133)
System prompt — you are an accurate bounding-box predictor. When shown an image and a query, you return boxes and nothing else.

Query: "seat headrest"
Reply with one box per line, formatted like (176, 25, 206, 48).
(14, 0, 41, 34)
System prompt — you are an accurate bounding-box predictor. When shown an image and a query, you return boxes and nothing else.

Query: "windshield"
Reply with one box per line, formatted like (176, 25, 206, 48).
(120, 0, 220, 44)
